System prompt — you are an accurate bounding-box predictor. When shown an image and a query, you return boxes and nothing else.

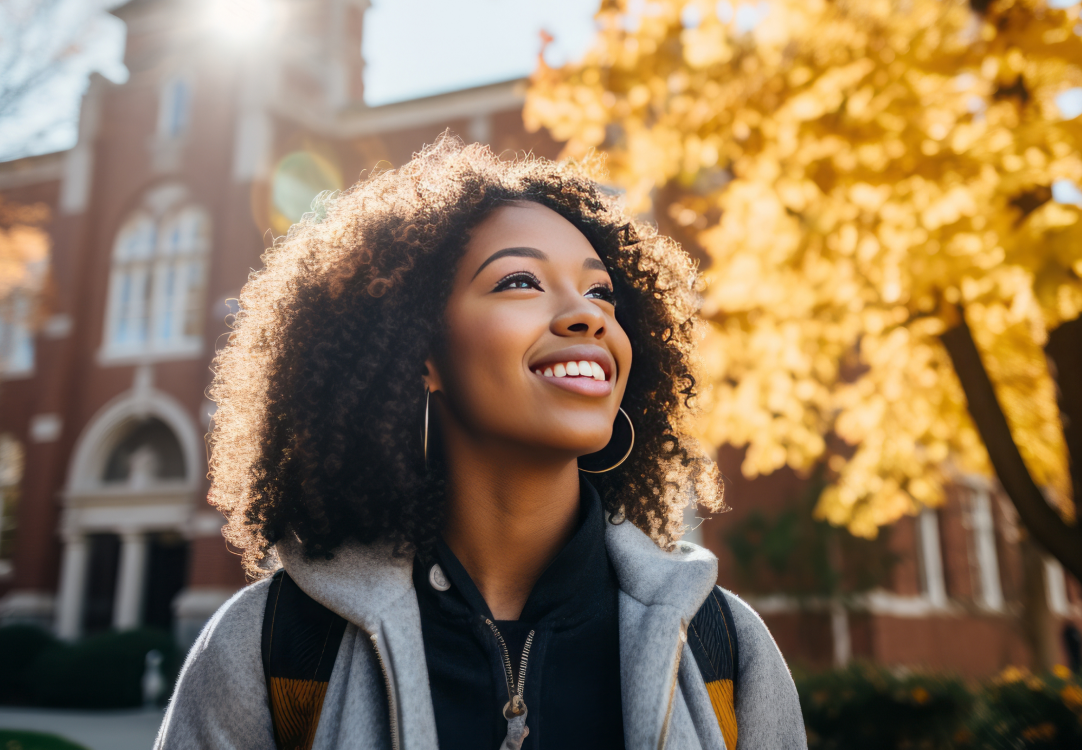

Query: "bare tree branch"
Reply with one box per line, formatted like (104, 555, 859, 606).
(0, 0, 93, 151)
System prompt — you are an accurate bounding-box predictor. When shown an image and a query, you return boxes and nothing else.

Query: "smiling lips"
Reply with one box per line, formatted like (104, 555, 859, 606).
(534, 360, 607, 381)
(529, 346, 616, 397)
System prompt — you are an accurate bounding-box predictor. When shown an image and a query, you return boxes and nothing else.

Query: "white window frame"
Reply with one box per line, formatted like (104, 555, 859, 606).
(917, 507, 948, 607)
(0, 292, 35, 377)
(158, 75, 192, 140)
(1045, 557, 1070, 616)
(100, 196, 209, 364)
(963, 481, 1005, 611)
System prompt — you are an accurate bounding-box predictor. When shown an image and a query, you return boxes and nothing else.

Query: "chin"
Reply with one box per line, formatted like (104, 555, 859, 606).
(536, 430, 613, 458)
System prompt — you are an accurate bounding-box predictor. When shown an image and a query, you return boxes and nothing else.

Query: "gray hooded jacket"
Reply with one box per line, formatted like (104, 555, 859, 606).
(155, 517, 806, 749)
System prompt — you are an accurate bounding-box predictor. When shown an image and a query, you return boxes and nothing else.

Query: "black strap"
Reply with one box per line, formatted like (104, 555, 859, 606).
(262, 570, 347, 750)
(688, 586, 740, 691)
(687, 586, 741, 748)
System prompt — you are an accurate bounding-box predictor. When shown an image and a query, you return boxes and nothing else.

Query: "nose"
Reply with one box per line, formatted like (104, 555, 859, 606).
(551, 295, 606, 339)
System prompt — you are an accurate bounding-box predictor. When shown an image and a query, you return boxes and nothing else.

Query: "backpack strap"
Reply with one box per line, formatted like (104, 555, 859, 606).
(687, 586, 740, 750)
(261, 569, 348, 750)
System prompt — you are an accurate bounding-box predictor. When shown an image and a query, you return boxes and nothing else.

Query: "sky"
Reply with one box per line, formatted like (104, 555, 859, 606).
(0, 0, 601, 161)
(363, 0, 601, 106)
(0, 0, 128, 161)
(0, 0, 1080, 162)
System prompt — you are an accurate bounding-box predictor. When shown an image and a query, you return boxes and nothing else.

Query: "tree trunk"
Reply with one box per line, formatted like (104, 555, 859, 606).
(1045, 316, 1082, 526)
(941, 312, 1082, 582)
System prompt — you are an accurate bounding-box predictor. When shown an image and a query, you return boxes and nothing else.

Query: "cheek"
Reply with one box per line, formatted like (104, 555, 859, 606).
(610, 321, 634, 383)
(441, 302, 541, 401)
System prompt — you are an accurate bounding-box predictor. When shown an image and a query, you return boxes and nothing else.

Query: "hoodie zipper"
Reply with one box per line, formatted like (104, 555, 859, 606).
(370, 632, 401, 750)
(485, 619, 536, 720)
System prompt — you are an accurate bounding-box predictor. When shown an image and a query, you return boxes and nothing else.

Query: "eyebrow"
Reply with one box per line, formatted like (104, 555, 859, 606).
(472, 247, 547, 279)
(473, 246, 611, 280)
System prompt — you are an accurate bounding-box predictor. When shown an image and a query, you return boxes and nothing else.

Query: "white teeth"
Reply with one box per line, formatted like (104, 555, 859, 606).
(535, 369, 542, 375)
(539, 361, 609, 380)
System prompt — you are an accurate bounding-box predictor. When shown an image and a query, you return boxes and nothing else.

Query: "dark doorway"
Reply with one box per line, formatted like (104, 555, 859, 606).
(82, 533, 120, 635)
(142, 532, 189, 632)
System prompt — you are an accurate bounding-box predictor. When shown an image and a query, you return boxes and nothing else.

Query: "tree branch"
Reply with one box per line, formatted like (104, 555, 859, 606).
(941, 312, 1082, 582)
(1045, 315, 1082, 525)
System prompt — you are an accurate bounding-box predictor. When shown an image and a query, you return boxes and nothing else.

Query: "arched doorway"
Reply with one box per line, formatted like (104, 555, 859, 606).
(56, 389, 202, 640)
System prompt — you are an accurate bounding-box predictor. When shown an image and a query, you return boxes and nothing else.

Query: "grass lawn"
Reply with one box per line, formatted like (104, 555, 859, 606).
(0, 729, 90, 750)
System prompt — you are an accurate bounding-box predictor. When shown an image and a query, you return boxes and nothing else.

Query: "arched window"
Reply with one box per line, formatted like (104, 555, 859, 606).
(103, 196, 208, 359)
(101, 418, 187, 488)
(107, 212, 156, 348)
(0, 434, 24, 575)
(153, 207, 208, 343)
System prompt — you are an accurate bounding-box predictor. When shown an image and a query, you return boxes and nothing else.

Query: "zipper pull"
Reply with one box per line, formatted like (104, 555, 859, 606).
(503, 694, 527, 719)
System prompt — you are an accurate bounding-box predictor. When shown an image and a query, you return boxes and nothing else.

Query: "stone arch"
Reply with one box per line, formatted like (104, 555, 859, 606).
(65, 387, 202, 496)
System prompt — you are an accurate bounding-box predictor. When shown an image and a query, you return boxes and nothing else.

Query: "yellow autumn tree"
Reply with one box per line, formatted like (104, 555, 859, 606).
(526, 0, 1082, 579)
(0, 197, 50, 376)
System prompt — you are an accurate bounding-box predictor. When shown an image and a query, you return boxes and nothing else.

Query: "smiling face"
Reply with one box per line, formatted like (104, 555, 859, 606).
(425, 201, 632, 462)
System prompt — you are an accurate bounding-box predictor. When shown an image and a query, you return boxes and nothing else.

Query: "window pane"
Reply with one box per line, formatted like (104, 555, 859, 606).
(159, 208, 208, 257)
(182, 259, 205, 338)
(117, 268, 151, 346)
(159, 78, 192, 139)
(0, 294, 34, 374)
(114, 214, 156, 261)
(155, 262, 178, 342)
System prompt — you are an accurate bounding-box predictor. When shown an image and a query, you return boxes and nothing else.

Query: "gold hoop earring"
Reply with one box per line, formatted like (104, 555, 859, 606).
(578, 407, 635, 474)
(423, 387, 431, 469)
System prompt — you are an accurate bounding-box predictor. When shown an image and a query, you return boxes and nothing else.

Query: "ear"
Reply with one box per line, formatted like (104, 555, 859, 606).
(423, 357, 444, 393)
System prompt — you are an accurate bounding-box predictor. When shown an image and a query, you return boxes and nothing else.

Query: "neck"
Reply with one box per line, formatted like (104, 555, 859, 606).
(439, 423, 582, 621)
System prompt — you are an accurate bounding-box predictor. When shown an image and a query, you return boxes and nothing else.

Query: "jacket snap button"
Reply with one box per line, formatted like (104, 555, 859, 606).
(429, 563, 451, 591)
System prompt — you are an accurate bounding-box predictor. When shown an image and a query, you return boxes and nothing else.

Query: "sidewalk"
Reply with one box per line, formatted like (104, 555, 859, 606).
(0, 707, 164, 750)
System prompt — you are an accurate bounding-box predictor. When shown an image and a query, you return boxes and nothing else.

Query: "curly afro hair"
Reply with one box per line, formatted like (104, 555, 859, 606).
(208, 135, 724, 576)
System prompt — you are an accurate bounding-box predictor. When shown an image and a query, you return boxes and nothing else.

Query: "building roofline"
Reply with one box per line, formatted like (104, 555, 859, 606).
(0, 150, 67, 191)
(108, 0, 161, 21)
(273, 77, 528, 140)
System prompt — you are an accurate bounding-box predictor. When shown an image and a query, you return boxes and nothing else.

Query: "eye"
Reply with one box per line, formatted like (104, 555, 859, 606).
(493, 271, 544, 292)
(585, 283, 616, 305)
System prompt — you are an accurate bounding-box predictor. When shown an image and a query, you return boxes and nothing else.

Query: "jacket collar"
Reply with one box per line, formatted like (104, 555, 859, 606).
(606, 518, 718, 750)
(277, 533, 413, 634)
(277, 504, 718, 750)
(426, 477, 615, 628)
(605, 516, 718, 623)
(277, 507, 718, 632)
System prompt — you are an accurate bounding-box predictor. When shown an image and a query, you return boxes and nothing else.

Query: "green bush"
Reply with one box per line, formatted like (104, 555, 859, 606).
(0, 730, 90, 750)
(964, 665, 1082, 750)
(28, 628, 181, 709)
(0, 625, 61, 705)
(796, 663, 974, 750)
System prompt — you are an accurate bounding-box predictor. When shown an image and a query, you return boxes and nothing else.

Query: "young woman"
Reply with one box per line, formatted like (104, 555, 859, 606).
(155, 138, 806, 749)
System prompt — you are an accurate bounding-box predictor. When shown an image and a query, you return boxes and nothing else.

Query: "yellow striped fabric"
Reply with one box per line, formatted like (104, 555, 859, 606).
(268, 676, 329, 750)
(705, 678, 738, 750)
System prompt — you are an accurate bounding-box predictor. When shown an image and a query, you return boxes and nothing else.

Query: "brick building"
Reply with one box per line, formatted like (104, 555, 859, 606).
(0, 0, 1078, 673)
